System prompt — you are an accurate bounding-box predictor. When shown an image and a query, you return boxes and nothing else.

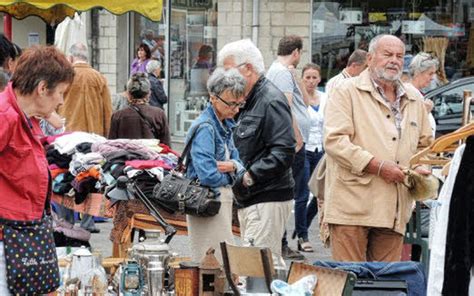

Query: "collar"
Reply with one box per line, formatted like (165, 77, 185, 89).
(341, 68, 351, 79)
(355, 69, 415, 104)
(204, 104, 236, 136)
(242, 75, 265, 111)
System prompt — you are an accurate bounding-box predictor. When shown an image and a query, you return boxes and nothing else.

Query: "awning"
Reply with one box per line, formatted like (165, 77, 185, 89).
(0, 0, 163, 24)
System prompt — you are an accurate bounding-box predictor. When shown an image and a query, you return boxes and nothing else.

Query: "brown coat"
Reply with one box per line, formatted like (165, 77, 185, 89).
(108, 104, 171, 146)
(323, 69, 433, 234)
(58, 63, 112, 137)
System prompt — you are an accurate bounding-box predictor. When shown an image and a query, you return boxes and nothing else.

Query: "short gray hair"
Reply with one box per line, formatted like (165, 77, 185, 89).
(69, 43, 88, 61)
(409, 52, 439, 77)
(207, 67, 246, 98)
(127, 72, 150, 99)
(146, 59, 161, 74)
(217, 39, 265, 75)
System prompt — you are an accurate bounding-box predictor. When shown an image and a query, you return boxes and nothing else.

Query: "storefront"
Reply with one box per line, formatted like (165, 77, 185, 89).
(131, 0, 217, 140)
(311, 0, 473, 86)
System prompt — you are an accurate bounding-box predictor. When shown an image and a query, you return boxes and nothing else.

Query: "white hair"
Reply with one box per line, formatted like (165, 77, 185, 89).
(68, 43, 88, 61)
(146, 59, 161, 74)
(409, 52, 439, 77)
(217, 39, 265, 75)
(368, 34, 405, 54)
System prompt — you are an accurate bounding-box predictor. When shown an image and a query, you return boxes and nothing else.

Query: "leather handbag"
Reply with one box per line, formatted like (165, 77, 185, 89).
(152, 121, 221, 217)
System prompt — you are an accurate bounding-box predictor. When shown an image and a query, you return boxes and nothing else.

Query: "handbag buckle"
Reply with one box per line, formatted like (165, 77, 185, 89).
(178, 193, 185, 213)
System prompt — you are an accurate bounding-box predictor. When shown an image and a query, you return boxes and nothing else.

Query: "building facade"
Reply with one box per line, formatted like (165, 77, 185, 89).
(3, 0, 473, 142)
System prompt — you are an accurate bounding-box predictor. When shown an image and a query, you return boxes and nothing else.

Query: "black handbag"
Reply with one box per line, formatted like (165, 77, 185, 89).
(152, 121, 221, 217)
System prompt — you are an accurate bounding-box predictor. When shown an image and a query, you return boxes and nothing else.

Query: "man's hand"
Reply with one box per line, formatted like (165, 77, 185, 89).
(379, 161, 405, 184)
(414, 166, 431, 175)
(365, 158, 405, 184)
(44, 111, 65, 129)
(217, 161, 235, 173)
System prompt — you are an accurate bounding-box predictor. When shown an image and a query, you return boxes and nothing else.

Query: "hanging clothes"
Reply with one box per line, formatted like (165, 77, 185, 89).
(427, 143, 466, 295)
(441, 136, 474, 295)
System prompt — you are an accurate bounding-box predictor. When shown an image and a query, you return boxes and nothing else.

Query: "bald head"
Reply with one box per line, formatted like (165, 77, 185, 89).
(368, 35, 405, 82)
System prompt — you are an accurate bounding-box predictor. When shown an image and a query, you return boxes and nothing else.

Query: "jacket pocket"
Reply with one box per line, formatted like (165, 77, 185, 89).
(408, 121, 420, 153)
(235, 116, 262, 140)
(336, 166, 374, 185)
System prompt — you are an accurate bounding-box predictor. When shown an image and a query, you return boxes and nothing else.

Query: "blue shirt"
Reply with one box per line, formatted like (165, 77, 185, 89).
(185, 105, 244, 192)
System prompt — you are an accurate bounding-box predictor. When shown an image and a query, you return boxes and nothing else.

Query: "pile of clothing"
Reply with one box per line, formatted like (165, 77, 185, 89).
(43, 131, 179, 206)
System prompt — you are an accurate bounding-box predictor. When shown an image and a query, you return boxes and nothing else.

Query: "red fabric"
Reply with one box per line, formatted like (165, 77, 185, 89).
(158, 143, 180, 157)
(125, 159, 173, 170)
(0, 83, 49, 221)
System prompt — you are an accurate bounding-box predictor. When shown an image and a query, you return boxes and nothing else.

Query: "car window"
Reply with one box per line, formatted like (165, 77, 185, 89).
(430, 83, 474, 135)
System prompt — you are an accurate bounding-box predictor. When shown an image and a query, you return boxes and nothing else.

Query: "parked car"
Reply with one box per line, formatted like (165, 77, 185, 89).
(425, 76, 474, 137)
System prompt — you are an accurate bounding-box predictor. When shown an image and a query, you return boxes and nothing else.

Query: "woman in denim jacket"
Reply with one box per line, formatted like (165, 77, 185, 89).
(185, 67, 246, 262)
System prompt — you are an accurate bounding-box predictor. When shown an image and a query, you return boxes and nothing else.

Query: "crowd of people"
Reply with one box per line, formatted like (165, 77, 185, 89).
(0, 31, 440, 293)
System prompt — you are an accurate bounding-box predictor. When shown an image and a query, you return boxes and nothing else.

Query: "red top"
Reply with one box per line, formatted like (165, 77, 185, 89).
(0, 83, 49, 221)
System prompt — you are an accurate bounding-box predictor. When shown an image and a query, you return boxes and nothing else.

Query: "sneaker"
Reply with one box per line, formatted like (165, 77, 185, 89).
(85, 227, 101, 234)
(282, 245, 305, 260)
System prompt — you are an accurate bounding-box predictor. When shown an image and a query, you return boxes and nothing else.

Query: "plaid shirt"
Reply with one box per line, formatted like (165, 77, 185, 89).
(371, 79, 406, 137)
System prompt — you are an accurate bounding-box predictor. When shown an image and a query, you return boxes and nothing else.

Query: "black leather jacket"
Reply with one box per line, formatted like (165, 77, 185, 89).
(232, 76, 296, 208)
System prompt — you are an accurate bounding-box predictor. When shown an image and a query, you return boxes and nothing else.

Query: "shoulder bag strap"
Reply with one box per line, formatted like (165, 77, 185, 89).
(129, 105, 159, 139)
(176, 121, 214, 172)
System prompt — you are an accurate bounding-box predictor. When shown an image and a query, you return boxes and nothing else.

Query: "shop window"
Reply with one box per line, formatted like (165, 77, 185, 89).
(311, 1, 473, 90)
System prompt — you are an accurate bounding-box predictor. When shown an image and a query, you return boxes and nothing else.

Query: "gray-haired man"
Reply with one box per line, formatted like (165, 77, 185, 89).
(217, 39, 296, 266)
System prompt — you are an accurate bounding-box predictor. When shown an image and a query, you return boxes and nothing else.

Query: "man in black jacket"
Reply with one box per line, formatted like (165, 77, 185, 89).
(217, 39, 296, 266)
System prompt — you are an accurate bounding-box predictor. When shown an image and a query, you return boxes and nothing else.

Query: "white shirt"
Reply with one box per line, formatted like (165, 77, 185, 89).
(306, 91, 327, 153)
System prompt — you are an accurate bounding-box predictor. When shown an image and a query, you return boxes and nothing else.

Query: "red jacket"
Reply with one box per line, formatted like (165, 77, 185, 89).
(0, 83, 49, 221)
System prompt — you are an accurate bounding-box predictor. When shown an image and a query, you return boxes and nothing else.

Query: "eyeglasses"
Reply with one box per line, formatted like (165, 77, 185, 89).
(235, 62, 247, 69)
(214, 93, 245, 108)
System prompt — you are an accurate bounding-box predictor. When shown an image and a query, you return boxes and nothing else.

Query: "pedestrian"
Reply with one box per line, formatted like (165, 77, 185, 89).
(325, 49, 367, 96)
(185, 67, 246, 262)
(266, 35, 310, 260)
(294, 63, 326, 252)
(408, 52, 439, 137)
(130, 43, 151, 75)
(324, 34, 433, 262)
(218, 39, 296, 267)
(0, 45, 75, 294)
(108, 72, 171, 146)
(145, 59, 168, 109)
(57, 42, 113, 233)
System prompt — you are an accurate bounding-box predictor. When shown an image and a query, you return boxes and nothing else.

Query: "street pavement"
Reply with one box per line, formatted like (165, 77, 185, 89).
(89, 209, 332, 264)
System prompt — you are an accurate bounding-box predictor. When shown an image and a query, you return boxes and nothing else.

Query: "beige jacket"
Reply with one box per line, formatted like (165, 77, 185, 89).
(323, 69, 433, 234)
(58, 63, 112, 137)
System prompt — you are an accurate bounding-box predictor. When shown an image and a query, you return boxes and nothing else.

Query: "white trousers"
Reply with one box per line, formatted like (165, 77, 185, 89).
(238, 200, 292, 268)
(186, 187, 235, 263)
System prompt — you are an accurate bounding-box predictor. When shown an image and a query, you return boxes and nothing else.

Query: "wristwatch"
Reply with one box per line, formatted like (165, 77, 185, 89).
(243, 172, 255, 187)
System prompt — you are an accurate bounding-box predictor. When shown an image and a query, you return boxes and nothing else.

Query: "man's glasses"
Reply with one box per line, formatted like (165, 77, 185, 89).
(214, 93, 245, 108)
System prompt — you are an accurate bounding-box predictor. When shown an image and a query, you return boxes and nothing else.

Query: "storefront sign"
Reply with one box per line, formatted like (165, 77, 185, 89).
(340, 10, 362, 24)
(28, 32, 39, 46)
(402, 20, 425, 34)
(369, 13, 386, 23)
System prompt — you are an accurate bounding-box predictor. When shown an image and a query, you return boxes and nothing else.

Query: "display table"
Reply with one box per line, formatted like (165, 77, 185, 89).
(51, 193, 114, 218)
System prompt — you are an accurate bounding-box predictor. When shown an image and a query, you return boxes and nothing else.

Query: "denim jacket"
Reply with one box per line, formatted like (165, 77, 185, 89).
(185, 105, 244, 193)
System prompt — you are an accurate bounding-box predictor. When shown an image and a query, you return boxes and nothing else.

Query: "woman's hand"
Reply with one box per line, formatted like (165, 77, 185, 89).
(44, 111, 66, 129)
(217, 161, 235, 173)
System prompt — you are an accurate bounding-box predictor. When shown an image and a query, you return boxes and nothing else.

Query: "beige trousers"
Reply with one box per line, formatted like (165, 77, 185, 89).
(186, 187, 235, 263)
(330, 224, 404, 262)
(238, 200, 292, 268)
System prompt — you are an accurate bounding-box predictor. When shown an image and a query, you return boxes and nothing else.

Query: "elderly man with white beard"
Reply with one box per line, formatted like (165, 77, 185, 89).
(323, 34, 433, 262)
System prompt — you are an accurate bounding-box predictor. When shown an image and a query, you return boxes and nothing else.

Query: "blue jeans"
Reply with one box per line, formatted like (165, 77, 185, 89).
(294, 149, 324, 240)
(314, 261, 427, 296)
(282, 145, 306, 247)
(55, 205, 96, 230)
